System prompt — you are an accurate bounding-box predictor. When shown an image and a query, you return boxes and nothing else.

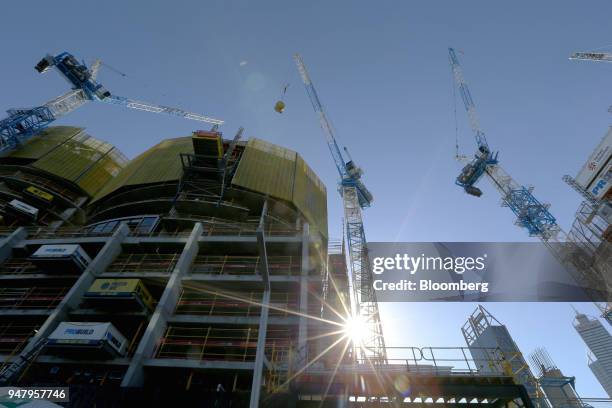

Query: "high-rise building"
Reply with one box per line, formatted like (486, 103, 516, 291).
(462, 306, 543, 406)
(573, 311, 612, 397)
(0, 127, 350, 406)
(0, 126, 538, 407)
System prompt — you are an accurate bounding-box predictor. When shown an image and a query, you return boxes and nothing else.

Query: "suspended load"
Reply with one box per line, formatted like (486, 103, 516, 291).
(274, 100, 286, 114)
(274, 83, 290, 114)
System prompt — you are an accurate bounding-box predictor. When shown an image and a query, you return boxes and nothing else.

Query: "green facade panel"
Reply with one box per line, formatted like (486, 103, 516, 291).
(8, 126, 127, 197)
(231, 138, 296, 203)
(232, 138, 328, 238)
(92, 137, 192, 202)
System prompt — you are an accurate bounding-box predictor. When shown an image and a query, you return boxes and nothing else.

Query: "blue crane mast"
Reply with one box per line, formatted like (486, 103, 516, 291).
(294, 54, 386, 364)
(0, 52, 223, 153)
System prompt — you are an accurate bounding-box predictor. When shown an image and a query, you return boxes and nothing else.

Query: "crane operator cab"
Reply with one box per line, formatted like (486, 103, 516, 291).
(456, 148, 498, 198)
(345, 160, 363, 180)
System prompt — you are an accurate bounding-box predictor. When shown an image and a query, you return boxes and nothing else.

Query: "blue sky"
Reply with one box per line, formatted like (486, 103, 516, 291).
(1, 0, 611, 397)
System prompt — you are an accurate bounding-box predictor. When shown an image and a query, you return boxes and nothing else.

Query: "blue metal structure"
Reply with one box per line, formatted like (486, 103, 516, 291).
(294, 54, 386, 364)
(449, 48, 499, 197)
(449, 48, 560, 239)
(294, 54, 373, 209)
(0, 51, 223, 154)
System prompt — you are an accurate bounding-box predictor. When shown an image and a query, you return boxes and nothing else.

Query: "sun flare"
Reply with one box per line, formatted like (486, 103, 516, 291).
(344, 315, 366, 345)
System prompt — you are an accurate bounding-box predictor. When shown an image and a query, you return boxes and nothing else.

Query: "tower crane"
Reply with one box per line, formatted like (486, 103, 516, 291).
(0, 51, 223, 153)
(294, 54, 386, 364)
(569, 50, 612, 114)
(569, 51, 612, 63)
(449, 48, 612, 302)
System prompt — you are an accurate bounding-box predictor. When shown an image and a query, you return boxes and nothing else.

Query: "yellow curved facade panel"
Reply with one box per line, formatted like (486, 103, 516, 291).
(232, 138, 328, 238)
(92, 137, 192, 202)
(7, 127, 127, 197)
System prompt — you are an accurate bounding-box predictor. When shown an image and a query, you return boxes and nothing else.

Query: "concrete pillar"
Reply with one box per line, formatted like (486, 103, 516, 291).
(121, 222, 203, 387)
(13, 223, 129, 359)
(0, 227, 26, 263)
(249, 226, 271, 408)
(297, 223, 310, 366)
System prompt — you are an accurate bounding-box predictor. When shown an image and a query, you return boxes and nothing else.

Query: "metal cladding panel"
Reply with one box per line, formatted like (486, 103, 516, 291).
(232, 138, 328, 238)
(294, 155, 328, 237)
(33, 133, 111, 180)
(576, 127, 612, 189)
(7, 126, 83, 159)
(12, 127, 129, 197)
(92, 137, 193, 202)
(231, 138, 296, 203)
(77, 150, 128, 197)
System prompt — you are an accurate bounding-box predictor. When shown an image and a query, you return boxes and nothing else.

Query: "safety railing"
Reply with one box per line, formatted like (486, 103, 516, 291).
(155, 326, 292, 362)
(175, 289, 304, 317)
(293, 346, 513, 377)
(17, 172, 82, 203)
(106, 252, 180, 274)
(0, 258, 40, 275)
(0, 323, 39, 354)
(127, 229, 193, 238)
(0, 287, 69, 309)
(24, 226, 114, 239)
(190, 255, 301, 276)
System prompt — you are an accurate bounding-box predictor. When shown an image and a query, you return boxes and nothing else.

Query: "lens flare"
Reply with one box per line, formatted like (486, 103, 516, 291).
(344, 315, 366, 345)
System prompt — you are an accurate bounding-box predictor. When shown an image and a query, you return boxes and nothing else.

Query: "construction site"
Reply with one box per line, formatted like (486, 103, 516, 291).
(0, 29, 610, 408)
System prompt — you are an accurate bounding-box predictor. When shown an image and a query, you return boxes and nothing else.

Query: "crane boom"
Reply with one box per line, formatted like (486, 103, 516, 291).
(293, 54, 347, 179)
(569, 52, 612, 63)
(103, 95, 224, 124)
(0, 51, 223, 154)
(449, 48, 489, 153)
(449, 48, 498, 197)
(294, 53, 386, 364)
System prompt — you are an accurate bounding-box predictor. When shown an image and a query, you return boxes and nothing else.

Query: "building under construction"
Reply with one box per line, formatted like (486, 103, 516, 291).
(0, 126, 538, 407)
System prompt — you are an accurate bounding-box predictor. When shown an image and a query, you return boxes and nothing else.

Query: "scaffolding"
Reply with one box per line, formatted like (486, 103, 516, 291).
(175, 288, 320, 318)
(0, 258, 40, 275)
(0, 322, 39, 355)
(190, 255, 301, 276)
(106, 251, 180, 274)
(155, 325, 292, 363)
(0, 286, 69, 309)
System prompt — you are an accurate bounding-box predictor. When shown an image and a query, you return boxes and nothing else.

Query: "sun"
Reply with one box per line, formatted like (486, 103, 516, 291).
(344, 315, 366, 345)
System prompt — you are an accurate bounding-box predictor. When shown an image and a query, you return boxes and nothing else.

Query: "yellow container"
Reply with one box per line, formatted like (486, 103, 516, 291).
(85, 278, 154, 312)
(24, 185, 54, 203)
